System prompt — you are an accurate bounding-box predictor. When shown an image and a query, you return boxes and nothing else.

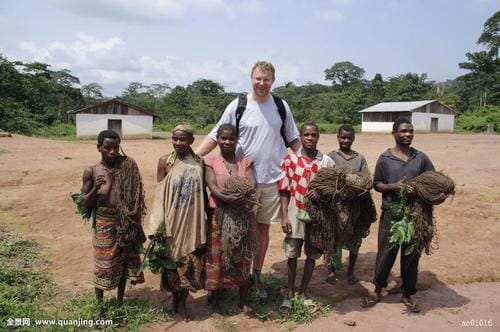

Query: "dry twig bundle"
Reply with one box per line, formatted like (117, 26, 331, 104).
(111, 156, 147, 252)
(217, 176, 258, 277)
(306, 168, 376, 261)
(408, 171, 456, 254)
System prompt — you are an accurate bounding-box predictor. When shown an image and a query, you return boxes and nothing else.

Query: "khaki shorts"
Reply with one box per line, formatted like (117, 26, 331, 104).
(255, 183, 281, 225)
(284, 237, 322, 260)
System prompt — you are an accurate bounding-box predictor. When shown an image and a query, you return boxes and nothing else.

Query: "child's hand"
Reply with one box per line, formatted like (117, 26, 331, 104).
(281, 218, 292, 234)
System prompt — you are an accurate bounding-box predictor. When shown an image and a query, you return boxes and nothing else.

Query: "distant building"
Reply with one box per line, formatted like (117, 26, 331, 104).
(359, 100, 456, 133)
(68, 98, 153, 139)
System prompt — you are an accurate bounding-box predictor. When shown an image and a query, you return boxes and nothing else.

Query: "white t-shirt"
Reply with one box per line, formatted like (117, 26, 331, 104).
(208, 95, 299, 185)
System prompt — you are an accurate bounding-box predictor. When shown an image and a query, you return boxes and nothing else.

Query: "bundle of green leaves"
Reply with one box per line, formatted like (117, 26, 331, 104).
(388, 186, 415, 255)
(141, 239, 176, 274)
(69, 192, 96, 228)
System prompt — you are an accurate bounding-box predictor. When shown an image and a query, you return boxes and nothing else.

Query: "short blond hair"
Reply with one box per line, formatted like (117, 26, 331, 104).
(251, 61, 275, 79)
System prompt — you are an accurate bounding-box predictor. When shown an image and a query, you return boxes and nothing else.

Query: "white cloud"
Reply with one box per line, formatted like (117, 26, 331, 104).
(19, 33, 126, 69)
(15, 32, 254, 94)
(15, 32, 320, 95)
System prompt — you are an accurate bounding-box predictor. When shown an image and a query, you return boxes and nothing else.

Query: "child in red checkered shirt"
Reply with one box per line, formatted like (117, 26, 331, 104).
(277, 122, 335, 313)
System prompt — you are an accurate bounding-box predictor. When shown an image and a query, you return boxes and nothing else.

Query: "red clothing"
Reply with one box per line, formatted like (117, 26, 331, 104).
(203, 155, 254, 290)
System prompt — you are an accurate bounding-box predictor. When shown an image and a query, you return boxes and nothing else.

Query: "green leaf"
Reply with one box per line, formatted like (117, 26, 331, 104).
(404, 244, 414, 256)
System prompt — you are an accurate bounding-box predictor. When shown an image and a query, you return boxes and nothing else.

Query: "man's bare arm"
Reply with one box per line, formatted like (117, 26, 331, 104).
(288, 138, 301, 152)
(194, 136, 217, 157)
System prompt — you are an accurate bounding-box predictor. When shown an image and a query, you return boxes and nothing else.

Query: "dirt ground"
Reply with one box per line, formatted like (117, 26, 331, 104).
(1, 133, 500, 331)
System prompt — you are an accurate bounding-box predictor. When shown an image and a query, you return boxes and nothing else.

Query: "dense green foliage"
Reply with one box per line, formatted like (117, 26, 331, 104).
(455, 105, 500, 132)
(1, 11, 498, 136)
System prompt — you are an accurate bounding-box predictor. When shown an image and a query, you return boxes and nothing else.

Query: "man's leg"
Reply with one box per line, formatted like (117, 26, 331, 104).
(373, 212, 399, 291)
(362, 212, 398, 307)
(400, 243, 421, 312)
(252, 222, 270, 299)
(253, 185, 280, 299)
(253, 222, 270, 274)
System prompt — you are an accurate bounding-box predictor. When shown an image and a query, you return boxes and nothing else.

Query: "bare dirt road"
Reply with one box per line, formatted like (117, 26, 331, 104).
(1, 133, 499, 331)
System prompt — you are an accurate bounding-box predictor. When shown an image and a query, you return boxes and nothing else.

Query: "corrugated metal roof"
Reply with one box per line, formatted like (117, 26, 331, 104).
(359, 100, 436, 113)
(67, 98, 154, 116)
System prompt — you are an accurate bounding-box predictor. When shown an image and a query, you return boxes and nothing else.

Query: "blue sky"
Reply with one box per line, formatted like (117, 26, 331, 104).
(1, 0, 497, 96)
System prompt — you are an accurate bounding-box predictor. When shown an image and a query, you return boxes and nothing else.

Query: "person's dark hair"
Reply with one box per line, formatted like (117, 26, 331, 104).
(300, 122, 319, 135)
(392, 118, 412, 132)
(97, 130, 121, 146)
(216, 123, 237, 138)
(337, 124, 355, 136)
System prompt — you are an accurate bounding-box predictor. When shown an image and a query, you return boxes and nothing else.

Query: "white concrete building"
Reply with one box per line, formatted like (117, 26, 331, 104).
(68, 99, 153, 139)
(359, 100, 456, 133)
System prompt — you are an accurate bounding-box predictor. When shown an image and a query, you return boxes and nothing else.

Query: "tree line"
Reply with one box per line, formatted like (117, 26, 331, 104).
(1, 11, 498, 135)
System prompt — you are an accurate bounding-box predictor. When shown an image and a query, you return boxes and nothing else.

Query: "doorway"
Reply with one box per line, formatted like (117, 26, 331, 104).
(108, 119, 122, 138)
(430, 117, 438, 133)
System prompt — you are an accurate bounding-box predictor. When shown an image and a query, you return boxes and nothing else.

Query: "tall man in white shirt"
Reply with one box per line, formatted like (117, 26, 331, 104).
(196, 61, 300, 299)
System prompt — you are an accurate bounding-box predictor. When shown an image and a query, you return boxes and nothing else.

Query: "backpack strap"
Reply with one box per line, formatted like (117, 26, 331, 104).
(235, 93, 247, 137)
(272, 94, 289, 147)
(235, 93, 289, 148)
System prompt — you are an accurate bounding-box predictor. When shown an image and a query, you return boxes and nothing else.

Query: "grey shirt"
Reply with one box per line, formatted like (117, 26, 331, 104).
(373, 147, 435, 209)
(328, 150, 370, 174)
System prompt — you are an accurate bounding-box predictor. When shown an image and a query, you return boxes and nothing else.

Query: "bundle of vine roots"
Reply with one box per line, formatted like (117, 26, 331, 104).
(217, 176, 259, 278)
(111, 156, 147, 254)
(407, 170, 455, 255)
(305, 168, 376, 261)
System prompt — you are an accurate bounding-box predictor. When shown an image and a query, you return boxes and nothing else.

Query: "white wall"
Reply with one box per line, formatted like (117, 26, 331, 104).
(76, 114, 152, 139)
(361, 112, 455, 133)
(361, 121, 393, 132)
(411, 112, 455, 132)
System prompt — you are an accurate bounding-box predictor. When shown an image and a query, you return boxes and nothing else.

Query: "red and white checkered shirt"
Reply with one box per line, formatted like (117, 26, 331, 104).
(278, 148, 335, 209)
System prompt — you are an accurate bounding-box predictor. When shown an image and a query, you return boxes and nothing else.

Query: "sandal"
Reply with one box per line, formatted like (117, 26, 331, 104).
(360, 293, 381, 308)
(303, 299, 318, 314)
(279, 299, 292, 314)
(401, 297, 421, 313)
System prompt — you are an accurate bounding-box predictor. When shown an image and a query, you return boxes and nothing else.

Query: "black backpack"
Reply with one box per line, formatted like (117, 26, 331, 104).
(235, 93, 289, 147)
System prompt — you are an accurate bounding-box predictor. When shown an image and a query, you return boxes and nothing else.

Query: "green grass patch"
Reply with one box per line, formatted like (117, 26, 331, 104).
(0, 229, 52, 328)
(0, 225, 169, 331)
(32, 122, 77, 140)
(0, 148, 7, 155)
(60, 293, 170, 331)
(216, 274, 330, 326)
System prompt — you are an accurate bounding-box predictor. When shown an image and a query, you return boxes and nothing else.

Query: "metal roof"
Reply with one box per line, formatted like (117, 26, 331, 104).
(359, 100, 436, 113)
(67, 98, 154, 116)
